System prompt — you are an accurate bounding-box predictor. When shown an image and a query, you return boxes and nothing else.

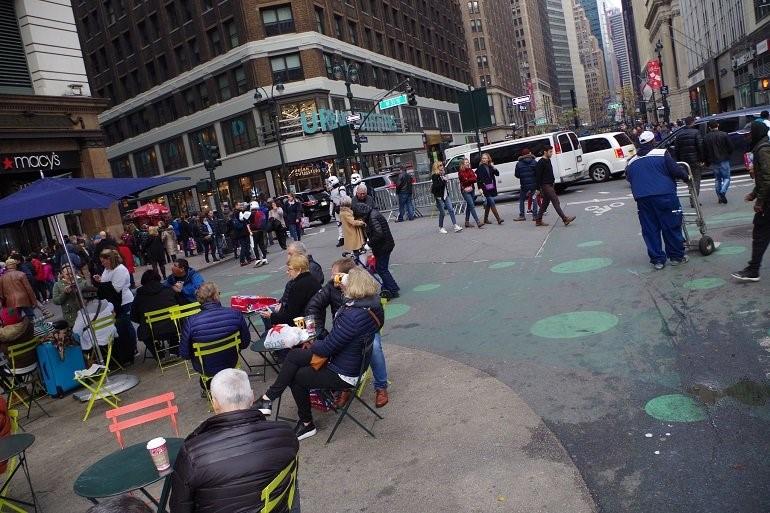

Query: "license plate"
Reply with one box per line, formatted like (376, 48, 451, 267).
(320, 201, 327, 206)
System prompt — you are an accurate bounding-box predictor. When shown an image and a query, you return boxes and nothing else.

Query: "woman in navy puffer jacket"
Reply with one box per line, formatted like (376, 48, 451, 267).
(179, 282, 250, 384)
(255, 268, 385, 441)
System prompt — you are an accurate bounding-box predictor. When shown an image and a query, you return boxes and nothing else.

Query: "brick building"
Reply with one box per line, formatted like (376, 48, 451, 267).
(71, 0, 473, 214)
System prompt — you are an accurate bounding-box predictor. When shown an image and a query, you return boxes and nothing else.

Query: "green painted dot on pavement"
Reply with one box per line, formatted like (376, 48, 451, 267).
(683, 277, 725, 290)
(715, 245, 746, 255)
(488, 261, 515, 270)
(551, 257, 613, 274)
(708, 212, 755, 224)
(530, 311, 618, 339)
(644, 394, 707, 422)
(413, 283, 441, 292)
(384, 303, 410, 320)
(234, 274, 272, 287)
(577, 240, 604, 248)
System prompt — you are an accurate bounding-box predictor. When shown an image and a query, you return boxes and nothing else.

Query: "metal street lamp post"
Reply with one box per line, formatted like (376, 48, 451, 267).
(254, 83, 287, 193)
(655, 40, 671, 124)
(333, 61, 366, 175)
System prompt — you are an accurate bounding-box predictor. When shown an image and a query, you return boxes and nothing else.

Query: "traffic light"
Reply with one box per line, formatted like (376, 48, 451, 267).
(203, 143, 222, 171)
(406, 83, 417, 106)
(760, 77, 770, 91)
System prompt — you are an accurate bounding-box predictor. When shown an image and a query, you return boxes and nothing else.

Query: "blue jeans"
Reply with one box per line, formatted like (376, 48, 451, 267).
(374, 251, 399, 294)
(397, 193, 414, 221)
(482, 194, 496, 208)
(637, 194, 685, 264)
(371, 332, 388, 390)
(519, 186, 538, 217)
(462, 191, 481, 224)
(435, 197, 457, 228)
(288, 224, 301, 241)
(713, 160, 731, 196)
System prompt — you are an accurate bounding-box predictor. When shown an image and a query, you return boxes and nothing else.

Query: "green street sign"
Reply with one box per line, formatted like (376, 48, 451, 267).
(535, 117, 547, 126)
(378, 94, 408, 110)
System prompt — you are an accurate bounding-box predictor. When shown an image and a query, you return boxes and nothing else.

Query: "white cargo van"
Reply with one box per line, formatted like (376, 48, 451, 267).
(444, 131, 587, 193)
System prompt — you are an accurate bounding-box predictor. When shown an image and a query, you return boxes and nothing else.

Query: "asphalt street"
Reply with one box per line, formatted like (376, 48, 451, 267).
(202, 174, 769, 513)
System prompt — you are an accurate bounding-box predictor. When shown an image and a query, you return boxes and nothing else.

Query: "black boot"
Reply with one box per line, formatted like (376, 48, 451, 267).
(336, 238, 344, 247)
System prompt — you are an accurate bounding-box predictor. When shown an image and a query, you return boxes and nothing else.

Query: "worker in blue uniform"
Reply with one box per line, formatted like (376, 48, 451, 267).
(626, 130, 691, 270)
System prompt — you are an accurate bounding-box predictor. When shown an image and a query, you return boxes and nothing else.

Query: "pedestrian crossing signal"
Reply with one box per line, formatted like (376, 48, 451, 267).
(760, 77, 770, 91)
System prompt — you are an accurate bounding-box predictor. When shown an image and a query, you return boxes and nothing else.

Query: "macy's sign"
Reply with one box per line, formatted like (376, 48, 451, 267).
(1, 151, 79, 173)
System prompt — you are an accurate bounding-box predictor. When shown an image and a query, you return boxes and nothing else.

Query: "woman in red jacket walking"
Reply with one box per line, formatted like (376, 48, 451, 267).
(458, 158, 483, 228)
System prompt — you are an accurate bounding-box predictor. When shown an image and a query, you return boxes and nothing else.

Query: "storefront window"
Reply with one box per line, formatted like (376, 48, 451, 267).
(134, 146, 160, 177)
(168, 188, 199, 217)
(287, 162, 326, 192)
(222, 113, 259, 154)
(228, 177, 245, 204)
(279, 99, 318, 121)
(160, 137, 188, 172)
(239, 175, 254, 200)
(437, 111, 450, 132)
(217, 180, 232, 210)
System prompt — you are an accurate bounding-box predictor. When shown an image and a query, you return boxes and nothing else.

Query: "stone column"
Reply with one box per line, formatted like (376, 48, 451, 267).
(78, 137, 124, 237)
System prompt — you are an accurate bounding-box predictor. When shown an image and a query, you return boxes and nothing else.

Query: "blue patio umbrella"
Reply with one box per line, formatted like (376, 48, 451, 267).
(0, 176, 186, 226)
(0, 175, 188, 399)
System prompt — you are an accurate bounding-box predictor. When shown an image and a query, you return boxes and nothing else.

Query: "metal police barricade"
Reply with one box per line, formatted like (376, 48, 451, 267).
(372, 187, 400, 220)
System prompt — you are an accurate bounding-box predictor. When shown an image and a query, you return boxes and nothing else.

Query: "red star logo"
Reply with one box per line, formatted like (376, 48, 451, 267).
(2, 157, 12, 170)
(270, 324, 286, 333)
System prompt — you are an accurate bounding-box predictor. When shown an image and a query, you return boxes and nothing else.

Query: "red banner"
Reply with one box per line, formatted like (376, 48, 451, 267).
(646, 60, 662, 90)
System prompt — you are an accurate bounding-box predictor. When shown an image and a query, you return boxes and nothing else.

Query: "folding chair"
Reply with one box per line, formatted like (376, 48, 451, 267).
(144, 306, 189, 374)
(261, 457, 298, 513)
(3, 337, 49, 421)
(105, 392, 179, 448)
(75, 315, 120, 421)
(192, 332, 242, 406)
(0, 409, 25, 513)
(169, 303, 201, 379)
(320, 334, 383, 444)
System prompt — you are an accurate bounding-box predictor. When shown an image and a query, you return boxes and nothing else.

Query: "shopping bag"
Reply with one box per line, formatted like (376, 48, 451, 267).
(300, 216, 311, 229)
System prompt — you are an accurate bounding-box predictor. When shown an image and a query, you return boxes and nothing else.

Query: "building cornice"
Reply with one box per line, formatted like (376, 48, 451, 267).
(0, 94, 109, 114)
(99, 32, 470, 124)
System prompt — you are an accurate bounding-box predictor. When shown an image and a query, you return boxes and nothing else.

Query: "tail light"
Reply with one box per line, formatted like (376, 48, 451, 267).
(554, 143, 562, 154)
(303, 200, 318, 207)
(614, 148, 625, 159)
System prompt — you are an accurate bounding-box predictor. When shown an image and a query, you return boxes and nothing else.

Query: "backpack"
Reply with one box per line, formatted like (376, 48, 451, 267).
(249, 210, 266, 231)
(20, 262, 35, 281)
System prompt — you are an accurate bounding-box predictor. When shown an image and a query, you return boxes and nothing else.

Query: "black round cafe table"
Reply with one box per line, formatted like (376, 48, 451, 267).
(0, 433, 38, 512)
(73, 437, 183, 512)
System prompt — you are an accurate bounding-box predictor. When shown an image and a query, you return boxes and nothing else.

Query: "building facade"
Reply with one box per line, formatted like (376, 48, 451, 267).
(512, 0, 557, 128)
(0, 0, 115, 255)
(641, 0, 691, 121)
(563, 0, 589, 126)
(680, 0, 745, 114)
(459, 0, 523, 143)
(71, 0, 473, 214)
(575, 0, 609, 126)
(607, 8, 632, 89)
(576, 0, 603, 49)
(546, 0, 577, 110)
(736, 0, 770, 109)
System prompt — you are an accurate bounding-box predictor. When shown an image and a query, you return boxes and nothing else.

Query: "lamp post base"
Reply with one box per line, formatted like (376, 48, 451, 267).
(73, 374, 140, 402)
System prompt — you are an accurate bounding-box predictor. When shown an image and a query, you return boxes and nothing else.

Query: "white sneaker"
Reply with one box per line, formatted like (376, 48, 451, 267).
(261, 258, 268, 266)
(439, 228, 448, 234)
(453, 224, 463, 232)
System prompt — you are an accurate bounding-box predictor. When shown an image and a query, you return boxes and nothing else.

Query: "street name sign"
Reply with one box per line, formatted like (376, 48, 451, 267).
(378, 94, 408, 110)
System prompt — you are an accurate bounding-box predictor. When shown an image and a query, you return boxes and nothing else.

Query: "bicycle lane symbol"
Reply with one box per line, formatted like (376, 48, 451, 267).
(585, 202, 625, 216)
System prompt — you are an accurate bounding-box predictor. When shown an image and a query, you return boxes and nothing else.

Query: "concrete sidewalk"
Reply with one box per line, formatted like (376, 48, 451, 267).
(18, 342, 595, 513)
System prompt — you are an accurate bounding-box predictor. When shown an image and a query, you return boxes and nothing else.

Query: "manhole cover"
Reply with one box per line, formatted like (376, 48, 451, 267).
(718, 226, 753, 239)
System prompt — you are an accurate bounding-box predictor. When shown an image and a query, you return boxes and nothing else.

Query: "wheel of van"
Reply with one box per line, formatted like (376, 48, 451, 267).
(589, 164, 611, 183)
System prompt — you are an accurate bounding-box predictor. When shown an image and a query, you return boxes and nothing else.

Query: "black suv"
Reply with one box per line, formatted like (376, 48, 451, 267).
(656, 105, 770, 173)
(276, 190, 332, 225)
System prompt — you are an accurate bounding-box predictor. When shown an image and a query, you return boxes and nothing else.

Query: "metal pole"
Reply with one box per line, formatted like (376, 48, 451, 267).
(657, 41, 670, 124)
(346, 79, 366, 176)
(469, 85, 482, 154)
(273, 101, 289, 193)
(199, 142, 222, 213)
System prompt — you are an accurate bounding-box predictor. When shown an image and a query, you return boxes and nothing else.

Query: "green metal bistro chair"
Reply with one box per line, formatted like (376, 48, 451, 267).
(192, 332, 242, 406)
(261, 457, 298, 513)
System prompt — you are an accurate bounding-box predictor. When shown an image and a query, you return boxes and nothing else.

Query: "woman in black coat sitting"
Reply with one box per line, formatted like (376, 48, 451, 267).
(259, 254, 320, 329)
(255, 267, 385, 441)
(130, 269, 180, 360)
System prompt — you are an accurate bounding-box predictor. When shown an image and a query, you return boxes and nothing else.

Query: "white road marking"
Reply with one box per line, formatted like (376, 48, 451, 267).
(598, 191, 610, 194)
(567, 194, 633, 206)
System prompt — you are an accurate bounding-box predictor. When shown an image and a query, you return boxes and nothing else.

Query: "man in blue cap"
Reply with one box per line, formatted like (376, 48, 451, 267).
(626, 130, 690, 270)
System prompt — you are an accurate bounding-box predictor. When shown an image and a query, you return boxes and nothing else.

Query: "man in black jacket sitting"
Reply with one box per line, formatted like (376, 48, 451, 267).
(171, 368, 299, 513)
